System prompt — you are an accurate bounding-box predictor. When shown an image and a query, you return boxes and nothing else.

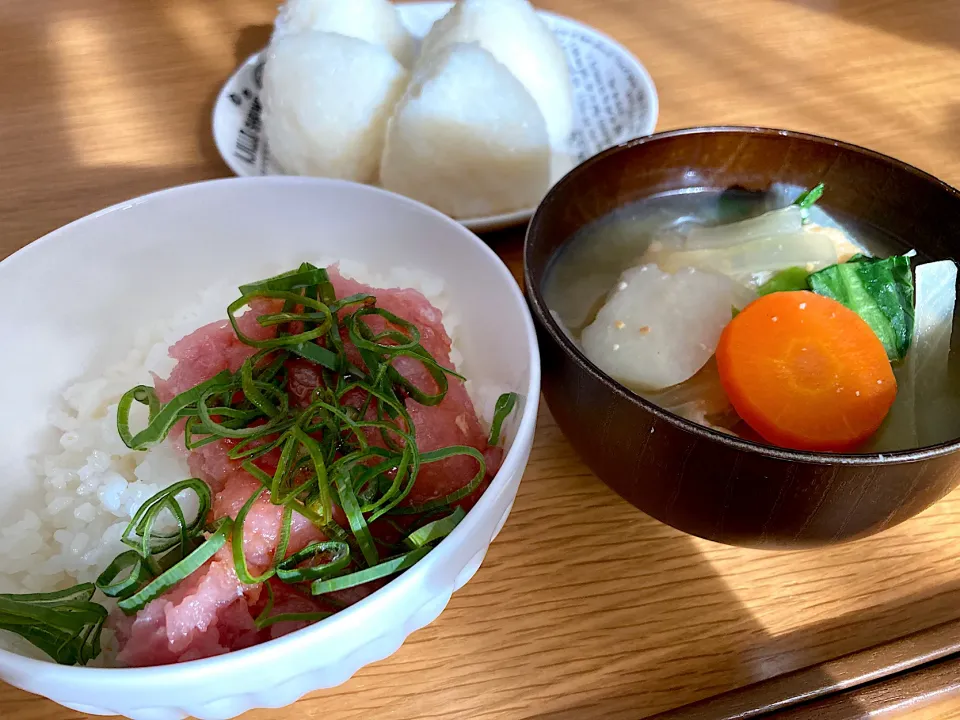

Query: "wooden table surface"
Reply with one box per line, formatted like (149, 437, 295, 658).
(2, 0, 960, 718)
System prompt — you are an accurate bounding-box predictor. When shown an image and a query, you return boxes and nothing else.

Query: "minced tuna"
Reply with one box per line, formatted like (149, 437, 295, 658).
(111, 266, 500, 665)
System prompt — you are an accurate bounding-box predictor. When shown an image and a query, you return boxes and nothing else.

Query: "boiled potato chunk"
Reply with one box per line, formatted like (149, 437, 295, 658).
(581, 264, 754, 391)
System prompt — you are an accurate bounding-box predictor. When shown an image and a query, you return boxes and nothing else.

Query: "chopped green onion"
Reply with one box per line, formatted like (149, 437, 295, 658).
(488, 392, 519, 446)
(95, 550, 151, 599)
(276, 541, 351, 583)
(239, 264, 325, 295)
(403, 507, 466, 549)
(121, 478, 211, 559)
(391, 446, 486, 515)
(118, 519, 232, 614)
(292, 427, 332, 522)
(257, 611, 332, 629)
(252, 582, 332, 630)
(332, 465, 379, 567)
(289, 341, 339, 370)
(0, 584, 107, 666)
(232, 488, 281, 584)
(310, 546, 431, 595)
(117, 371, 233, 451)
(227, 290, 332, 349)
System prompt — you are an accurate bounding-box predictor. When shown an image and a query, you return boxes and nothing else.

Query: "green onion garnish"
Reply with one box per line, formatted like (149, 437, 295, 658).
(253, 582, 333, 630)
(276, 541, 351, 583)
(403, 507, 466, 549)
(120, 478, 211, 560)
(0, 584, 107, 666)
(118, 372, 233, 451)
(488, 392, 520, 446)
(117, 519, 233, 614)
(310, 546, 432, 595)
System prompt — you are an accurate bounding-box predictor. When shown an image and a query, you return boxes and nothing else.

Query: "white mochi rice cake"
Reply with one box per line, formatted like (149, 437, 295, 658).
(379, 42, 551, 219)
(262, 30, 410, 182)
(417, 0, 574, 149)
(273, 0, 417, 67)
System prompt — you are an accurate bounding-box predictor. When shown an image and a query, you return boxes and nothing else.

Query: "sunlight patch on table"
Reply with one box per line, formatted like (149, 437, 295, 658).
(47, 15, 184, 168)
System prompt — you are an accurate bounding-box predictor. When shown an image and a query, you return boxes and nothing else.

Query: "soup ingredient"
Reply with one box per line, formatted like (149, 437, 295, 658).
(640, 359, 738, 431)
(273, 0, 417, 67)
(542, 186, 874, 336)
(805, 224, 863, 263)
(794, 182, 825, 213)
(581, 264, 754, 391)
(380, 43, 550, 219)
(653, 183, 820, 253)
(757, 266, 810, 295)
(677, 205, 805, 251)
(644, 231, 838, 278)
(262, 31, 409, 182)
(716, 291, 897, 452)
(647, 185, 858, 274)
(417, 0, 573, 148)
(807, 254, 914, 362)
(872, 260, 958, 450)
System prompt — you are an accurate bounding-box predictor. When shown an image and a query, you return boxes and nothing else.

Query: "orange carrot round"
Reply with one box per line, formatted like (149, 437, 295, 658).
(716, 291, 897, 452)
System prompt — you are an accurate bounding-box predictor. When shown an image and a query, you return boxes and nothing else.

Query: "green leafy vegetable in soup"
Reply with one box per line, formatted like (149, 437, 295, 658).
(807, 254, 915, 362)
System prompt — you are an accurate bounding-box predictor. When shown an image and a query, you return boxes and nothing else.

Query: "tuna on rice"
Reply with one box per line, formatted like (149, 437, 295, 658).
(0, 262, 513, 668)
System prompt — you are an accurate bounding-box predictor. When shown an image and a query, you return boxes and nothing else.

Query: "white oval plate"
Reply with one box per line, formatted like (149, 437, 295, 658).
(212, 2, 659, 233)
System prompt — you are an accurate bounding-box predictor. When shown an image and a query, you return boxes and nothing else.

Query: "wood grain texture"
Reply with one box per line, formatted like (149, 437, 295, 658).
(650, 619, 960, 719)
(769, 655, 960, 719)
(1, 0, 960, 718)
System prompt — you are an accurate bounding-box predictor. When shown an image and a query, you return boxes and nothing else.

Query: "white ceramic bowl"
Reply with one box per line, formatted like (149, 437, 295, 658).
(0, 178, 540, 719)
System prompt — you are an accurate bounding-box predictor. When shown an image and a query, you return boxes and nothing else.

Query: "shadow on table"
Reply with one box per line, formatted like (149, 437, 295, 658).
(773, 0, 960, 51)
(519, 553, 960, 720)
(236, 24, 272, 63)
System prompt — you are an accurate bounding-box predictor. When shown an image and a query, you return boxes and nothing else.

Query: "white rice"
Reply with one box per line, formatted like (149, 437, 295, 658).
(0, 262, 491, 616)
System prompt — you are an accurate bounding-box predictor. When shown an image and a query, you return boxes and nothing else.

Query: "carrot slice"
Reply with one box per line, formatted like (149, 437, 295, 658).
(716, 291, 897, 452)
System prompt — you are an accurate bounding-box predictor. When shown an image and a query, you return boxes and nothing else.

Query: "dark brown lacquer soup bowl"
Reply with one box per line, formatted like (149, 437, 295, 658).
(524, 127, 960, 549)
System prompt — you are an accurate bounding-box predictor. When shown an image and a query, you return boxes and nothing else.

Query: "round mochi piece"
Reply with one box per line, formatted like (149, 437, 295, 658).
(379, 42, 551, 219)
(417, 0, 574, 149)
(262, 31, 409, 183)
(273, 0, 417, 67)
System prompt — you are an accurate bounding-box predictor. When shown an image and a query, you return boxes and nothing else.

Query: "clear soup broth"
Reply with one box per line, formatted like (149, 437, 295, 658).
(543, 185, 960, 453)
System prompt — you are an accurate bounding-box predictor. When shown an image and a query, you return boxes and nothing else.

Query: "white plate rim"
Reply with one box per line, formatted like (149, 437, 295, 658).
(212, 1, 660, 233)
